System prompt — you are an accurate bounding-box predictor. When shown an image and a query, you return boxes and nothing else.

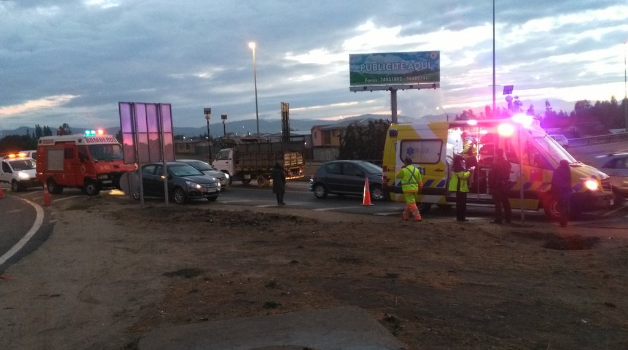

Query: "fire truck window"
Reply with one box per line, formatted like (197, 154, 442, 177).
(64, 147, 75, 159)
(78, 146, 89, 162)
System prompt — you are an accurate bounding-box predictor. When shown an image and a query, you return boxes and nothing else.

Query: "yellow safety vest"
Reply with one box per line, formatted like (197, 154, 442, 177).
(396, 165, 422, 192)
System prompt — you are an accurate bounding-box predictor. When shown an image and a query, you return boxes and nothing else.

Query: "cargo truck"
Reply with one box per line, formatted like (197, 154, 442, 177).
(213, 138, 305, 187)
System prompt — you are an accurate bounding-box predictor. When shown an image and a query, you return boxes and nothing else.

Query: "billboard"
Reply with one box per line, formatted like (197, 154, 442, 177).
(349, 51, 440, 87)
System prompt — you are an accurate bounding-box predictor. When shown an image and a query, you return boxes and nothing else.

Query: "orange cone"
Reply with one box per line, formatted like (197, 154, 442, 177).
(43, 184, 51, 206)
(0, 186, 4, 199)
(362, 177, 373, 206)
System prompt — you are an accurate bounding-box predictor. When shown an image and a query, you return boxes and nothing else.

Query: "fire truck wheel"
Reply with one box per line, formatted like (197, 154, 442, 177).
(47, 178, 64, 195)
(418, 202, 432, 214)
(11, 180, 22, 192)
(173, 188, 188, 204)
(84, 181, 101, 196)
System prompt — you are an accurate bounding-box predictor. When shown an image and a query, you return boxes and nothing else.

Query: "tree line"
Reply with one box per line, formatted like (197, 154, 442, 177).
(0, 123, 73, 154)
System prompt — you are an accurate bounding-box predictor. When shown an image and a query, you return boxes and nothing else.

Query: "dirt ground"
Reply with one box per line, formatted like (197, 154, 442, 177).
(1, 194, 628, 350)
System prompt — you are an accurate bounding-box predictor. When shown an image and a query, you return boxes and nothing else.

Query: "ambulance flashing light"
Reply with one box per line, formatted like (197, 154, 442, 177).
(84, 129, 106, 136)
(497, 123, 515, 137)
(5, 152, 28, 159)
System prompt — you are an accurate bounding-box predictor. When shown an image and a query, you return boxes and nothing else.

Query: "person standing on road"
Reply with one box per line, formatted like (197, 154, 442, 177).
(551, 159, 572, 227)
(489, 148, 512, 224)
(448, 154, 471, 222)
(271, 163, 286, 205)
(396, 157, 423, 222)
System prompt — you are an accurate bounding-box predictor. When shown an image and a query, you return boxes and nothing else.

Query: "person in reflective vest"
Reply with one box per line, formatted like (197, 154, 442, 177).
(551, 159, 572, 227)
(448, 154, 471, 222)
(396, 157, 424, 222)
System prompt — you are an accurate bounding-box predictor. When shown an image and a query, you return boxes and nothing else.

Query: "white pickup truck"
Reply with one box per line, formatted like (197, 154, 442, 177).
(0, 154, 40, 192)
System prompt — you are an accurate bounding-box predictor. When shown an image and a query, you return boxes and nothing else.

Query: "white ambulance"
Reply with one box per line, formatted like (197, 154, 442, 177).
(0, 153, 40, 192)
(382, 115, 615, 220)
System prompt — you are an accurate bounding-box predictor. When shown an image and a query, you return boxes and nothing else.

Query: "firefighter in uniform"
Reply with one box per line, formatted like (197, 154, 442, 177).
(396, 157, 424, 222)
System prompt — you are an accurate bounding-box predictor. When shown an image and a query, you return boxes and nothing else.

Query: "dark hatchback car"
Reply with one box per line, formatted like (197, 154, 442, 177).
(133, 162, 221, 204)
(176, 159, 230, 189)
(309, 160, 385, 200)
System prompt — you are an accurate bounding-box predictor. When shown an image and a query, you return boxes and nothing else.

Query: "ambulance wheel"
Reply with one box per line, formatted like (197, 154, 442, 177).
(418, 202, 432, 214)
(313, 184, 328, 198)
(84, 181, 101, 196)
(47, 178, 64, 194)
(131, 188, 140, 200)
(542, 196, 561, 221)
(11, 180, 22, 192)
(173, 187, 187, 204)
(241, 178, 252, 185)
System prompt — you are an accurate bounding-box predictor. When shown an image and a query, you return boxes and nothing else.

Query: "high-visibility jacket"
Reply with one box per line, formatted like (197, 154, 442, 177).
(396, 165, 423, 192)
(448, 170, 470, 193)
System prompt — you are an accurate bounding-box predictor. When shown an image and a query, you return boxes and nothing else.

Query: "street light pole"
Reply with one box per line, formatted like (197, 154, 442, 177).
(492, 0, 496, 117)
(248, 42, 260, 139)
(204, 108, 211, 164)
(624, 41, 628, 132)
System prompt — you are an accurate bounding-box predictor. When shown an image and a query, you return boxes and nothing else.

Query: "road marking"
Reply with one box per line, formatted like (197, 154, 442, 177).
(5, 209, 23, 214)
(220, 200, 254, 204)
(0, 198, 44, 266)
(374, 212, 402, 216)
(52, 196, 83, 203)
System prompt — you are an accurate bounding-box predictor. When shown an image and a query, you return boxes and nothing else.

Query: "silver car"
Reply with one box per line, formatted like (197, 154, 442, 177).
(594, 152, 628, 198)
(176, 159, 230, 189)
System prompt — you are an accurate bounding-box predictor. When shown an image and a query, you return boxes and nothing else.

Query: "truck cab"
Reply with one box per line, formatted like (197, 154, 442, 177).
(382, 115, 614, 220)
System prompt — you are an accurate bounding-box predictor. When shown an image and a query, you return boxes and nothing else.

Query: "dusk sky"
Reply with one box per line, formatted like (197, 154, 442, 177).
(1, 0, 627, 131)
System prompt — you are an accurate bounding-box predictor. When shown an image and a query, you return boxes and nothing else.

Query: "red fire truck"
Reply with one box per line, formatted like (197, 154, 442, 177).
(36, 130, 136, 196)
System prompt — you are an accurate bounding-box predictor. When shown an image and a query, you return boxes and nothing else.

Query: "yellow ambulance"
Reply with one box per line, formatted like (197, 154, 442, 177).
(382, 115, 615, 220)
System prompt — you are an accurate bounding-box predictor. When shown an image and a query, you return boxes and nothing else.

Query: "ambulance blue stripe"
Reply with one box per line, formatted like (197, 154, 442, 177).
(523, 182, 534, 190)
(424, 179, 434, 187)
(538, 182, 551, 191)
(436, 180, 446, 188)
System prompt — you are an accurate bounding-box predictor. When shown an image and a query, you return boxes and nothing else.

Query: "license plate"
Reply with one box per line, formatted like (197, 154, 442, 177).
(205, 188, 217, 193)
(102, 180, 112, 184)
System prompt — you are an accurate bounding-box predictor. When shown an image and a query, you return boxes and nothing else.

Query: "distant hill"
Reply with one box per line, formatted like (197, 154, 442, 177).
(0, 114, 418, 139)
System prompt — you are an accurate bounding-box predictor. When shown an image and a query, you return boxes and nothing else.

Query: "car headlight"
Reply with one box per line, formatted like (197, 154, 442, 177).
(217, 182, 221, 189)
(18, 171, 30, 180)
(186, 181, 202, 190)
(584, 179, 598, 191)
(223, 173, 230, 179)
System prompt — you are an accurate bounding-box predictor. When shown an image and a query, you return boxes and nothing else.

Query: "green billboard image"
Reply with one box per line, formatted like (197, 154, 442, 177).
(349, 51, 440, 86)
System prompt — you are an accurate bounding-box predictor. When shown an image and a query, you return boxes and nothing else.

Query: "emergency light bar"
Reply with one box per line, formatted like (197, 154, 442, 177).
(84, 129, 106, 136)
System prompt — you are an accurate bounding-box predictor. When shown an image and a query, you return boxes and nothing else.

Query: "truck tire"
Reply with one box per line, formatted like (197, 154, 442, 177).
(257, 175, 269, 187)
(241, 179, 252, 185)
(84, 181, 101, 196)
(11, 180, 22, 192)
(47, 178, 64, 194)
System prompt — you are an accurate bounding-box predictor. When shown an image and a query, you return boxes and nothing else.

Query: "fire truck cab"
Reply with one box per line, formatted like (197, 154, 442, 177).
(382, 115, 615, 220)
(36, 131, 136, 196)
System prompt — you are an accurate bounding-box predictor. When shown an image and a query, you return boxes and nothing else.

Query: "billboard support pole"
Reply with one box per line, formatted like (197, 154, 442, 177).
(390, 88, 398, 124)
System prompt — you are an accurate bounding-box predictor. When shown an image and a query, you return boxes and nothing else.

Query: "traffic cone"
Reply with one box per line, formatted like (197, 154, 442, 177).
(0, 186, 4, 199)
(43, 184, 51, 206)
(362, 177, 373, 206)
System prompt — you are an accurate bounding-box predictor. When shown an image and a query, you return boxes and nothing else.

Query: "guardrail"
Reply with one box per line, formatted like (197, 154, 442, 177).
(568, 132, 628, 147)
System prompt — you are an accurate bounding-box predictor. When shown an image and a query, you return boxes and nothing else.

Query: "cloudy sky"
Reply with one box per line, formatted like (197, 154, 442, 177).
(1, 0, 627, 131)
